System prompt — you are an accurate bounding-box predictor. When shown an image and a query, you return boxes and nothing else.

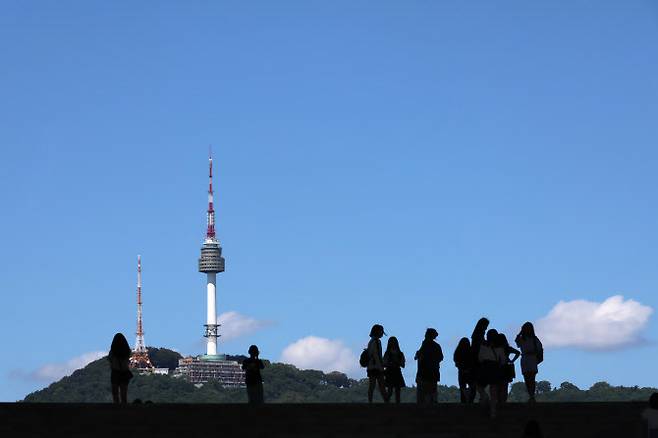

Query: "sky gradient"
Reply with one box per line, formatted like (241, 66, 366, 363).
(1, 0, 657, 401)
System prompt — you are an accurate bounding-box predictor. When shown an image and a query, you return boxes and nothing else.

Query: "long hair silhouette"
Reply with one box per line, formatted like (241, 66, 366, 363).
(520, 322, 536, 339)
(386, 336, 401, 353)
(453, 337, 471, 361)
(110, 333, 132, 358)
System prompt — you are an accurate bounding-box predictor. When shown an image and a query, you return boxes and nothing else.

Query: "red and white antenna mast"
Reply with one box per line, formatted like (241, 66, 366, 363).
(130, 255, 153, 369)
(134, 255, 146, 353)
(206, 148, 216, 240)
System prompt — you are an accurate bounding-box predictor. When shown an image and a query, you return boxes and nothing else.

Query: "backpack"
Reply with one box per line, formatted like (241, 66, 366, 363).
(534, 338, 544, 364)
(359, 349, 369, 368)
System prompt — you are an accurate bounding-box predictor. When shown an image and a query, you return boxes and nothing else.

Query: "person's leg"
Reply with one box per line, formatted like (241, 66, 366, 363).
(476, 384, 489, 404)
(501, 382, 509, 403)
(394, 387, 401, 404)
(429, 382, 438, 404)
(489, 384, 498, 418)
(368, 376, 376, 403)
(256, 383, 264, 404)
(458, 371, 466, 403)
(524, 372, 537, 402)
(377, 374, 389, 402)
(119, 383, 128, 404)
(111, 383, 119, 404)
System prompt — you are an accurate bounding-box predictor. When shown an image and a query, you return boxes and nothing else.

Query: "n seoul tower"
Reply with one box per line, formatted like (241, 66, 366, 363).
(198, 152, 225, 359)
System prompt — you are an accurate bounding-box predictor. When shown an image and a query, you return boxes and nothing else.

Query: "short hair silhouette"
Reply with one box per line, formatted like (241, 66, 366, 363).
(110, 333, 131, 358)
(425, 328, 438, 340)
(370, 324, 385, 337)
(248, 345, 259, 356)
(486, 329, 499, 343)
(650, 392, 658, 409)
(522, 419, 543, 437)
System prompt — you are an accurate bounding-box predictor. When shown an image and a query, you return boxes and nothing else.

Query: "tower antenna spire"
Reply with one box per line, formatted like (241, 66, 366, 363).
(206, 147, 216, 240)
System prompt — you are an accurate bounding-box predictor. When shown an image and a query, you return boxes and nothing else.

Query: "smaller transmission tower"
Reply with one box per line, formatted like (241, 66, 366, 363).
(130, 255, 153, 370)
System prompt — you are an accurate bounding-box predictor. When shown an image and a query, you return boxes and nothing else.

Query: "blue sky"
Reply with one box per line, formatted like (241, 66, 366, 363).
(1, 0, 658, 401)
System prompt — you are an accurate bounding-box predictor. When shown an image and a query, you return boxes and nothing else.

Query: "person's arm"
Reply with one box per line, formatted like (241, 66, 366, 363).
(375, 340, 384, 368)
(515, 334, 522, 349)
(508, 346, 521, 362)
(400, 352, 406, 369)
(259, 359, 265, 369)
(437, 345, 444, 363)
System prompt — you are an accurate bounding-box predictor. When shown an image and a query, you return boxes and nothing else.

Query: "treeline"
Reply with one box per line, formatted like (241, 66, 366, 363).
(22, 348, 656, 403)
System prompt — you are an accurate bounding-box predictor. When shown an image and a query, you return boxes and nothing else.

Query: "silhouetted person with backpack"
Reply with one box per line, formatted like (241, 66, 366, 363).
(383, 336, 406, 403)
(515, 322, 543, 404)
(642, 392, 658, 438)
(366, 324, 389, 403)
(415, 328, 443, 404)
(108, 333, 133, 404)
(242, 345, 265, 404)
(453, 337, 475, 403)
(470, 317, 490, 404)
(496, 333, 520, 403)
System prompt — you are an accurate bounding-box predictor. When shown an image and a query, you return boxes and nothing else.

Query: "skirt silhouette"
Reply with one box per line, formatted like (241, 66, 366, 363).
(384, 366, 406, 388)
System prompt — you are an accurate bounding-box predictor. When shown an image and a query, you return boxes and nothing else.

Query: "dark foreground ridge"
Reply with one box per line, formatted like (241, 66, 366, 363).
(1, 402, 647, 438)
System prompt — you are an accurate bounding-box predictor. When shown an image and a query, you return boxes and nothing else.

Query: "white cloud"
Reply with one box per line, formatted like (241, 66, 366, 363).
(217, 311, 273, 342)
(280, 336, 359, 376)
(24, 351, 106, 382)
(536, 295, 653, 350)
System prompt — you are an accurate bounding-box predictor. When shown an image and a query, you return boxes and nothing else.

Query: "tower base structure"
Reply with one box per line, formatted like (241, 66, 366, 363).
(173, 356, 244, 387)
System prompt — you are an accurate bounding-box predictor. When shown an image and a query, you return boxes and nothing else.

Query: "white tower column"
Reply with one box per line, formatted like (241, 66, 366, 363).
(206, 272, 217, 356)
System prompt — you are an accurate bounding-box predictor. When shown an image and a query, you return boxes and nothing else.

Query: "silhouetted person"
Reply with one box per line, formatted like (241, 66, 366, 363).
(366, 324, 389, 403)
(108, 333, 133, 404)
(642, 393, 658, 438)
(242, 345, 265, 404)
(453, 337, 475, 403)
(470, 317, 490, 404)
(414, 328, 443, 404)
(478, 329, 502, 418)
(383, 336, 406, 404)
(522, 419, 543, 438)
(515, 322, 543, 403)
(496, 333, 520, 403)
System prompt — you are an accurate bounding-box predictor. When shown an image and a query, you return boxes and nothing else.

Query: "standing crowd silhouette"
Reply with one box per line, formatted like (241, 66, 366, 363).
(360, 318, 544, 418)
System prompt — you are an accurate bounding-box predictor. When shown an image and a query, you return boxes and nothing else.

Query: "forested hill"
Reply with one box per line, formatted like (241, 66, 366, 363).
(22, 348, 657, 403)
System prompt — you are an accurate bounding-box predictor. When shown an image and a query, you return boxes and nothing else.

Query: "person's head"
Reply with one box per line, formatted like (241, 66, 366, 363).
(386, 336, 401, 353)
(650, 392, 658, 410)
(425, 328, 438, 340)
(486, 329, 499, 344)
(248, 345, 259, 357)
(110, 333, 131, 358)
(521, 322, 536, 338)
(522, 419, 543, 438)
(369, 324, 385, 338)
(455, 337, 470, 354)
